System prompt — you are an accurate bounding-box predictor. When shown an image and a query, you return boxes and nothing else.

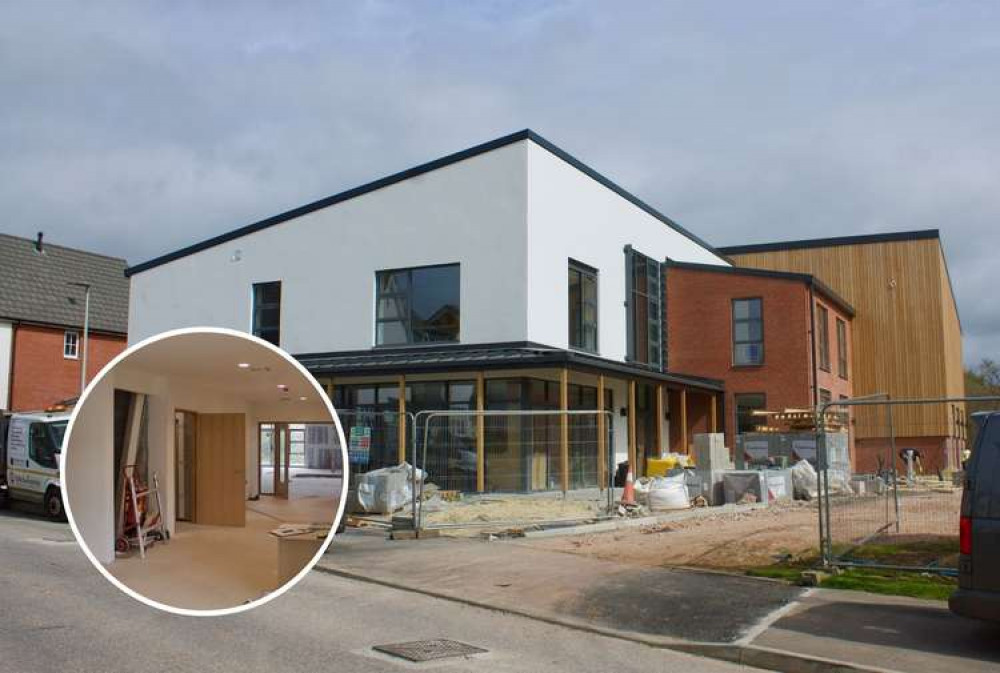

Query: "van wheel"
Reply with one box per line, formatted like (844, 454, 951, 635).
(44, 488, 65, 521)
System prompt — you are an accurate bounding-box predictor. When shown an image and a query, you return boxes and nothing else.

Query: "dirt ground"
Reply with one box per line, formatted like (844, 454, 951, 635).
(528, 501, 821, 570)
(526, 487, 963, 571)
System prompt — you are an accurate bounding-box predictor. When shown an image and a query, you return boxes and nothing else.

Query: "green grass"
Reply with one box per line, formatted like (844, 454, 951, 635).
(821, 569, 956, 601)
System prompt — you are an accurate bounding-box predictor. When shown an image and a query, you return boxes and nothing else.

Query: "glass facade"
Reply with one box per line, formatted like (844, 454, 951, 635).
(375, 264, 460, 345)
(626, 248, 662, 368)
(732, 298, 763, 366)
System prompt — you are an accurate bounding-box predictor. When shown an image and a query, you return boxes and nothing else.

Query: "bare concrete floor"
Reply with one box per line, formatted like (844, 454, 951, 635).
(110, 511, 281, 610)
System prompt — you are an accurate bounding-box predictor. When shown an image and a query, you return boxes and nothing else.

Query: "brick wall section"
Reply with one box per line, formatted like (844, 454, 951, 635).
(9, 324, 126, 411)
(665, 266, 853, 450)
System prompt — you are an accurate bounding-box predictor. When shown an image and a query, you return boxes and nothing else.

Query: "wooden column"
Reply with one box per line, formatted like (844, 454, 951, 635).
(476, 372, 485, 493)
(628, 380, 637, 475)
(397, 375, 406, 463)
(655, 384, 664, 458)
(680, 388, 688, 454)
(597, 374, 607, 491)
(560, 368, 570, 493)
(710, 393, 718, 434)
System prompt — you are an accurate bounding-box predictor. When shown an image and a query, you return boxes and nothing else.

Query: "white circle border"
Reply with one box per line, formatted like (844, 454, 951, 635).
(60, 326, 349, 617)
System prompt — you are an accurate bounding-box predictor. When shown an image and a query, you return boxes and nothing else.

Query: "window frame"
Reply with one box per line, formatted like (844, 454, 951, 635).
(731, 297, 764, 367)
(63, 330, 79, 360)
(836, 317, 848, 380)
(817, 304, 831, 372)
(625, 247, 662, 369)
(568, 258, 599, 354)
(374, 262, 461, 347)
(734, 392, 767, 435)
(251, 281, 282, 347)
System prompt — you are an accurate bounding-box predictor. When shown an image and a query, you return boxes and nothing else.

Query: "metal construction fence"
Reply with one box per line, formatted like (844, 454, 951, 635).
(337, 410, 416, 476)
(411, 410, 617, 531)
(817, 395, 1000, 574)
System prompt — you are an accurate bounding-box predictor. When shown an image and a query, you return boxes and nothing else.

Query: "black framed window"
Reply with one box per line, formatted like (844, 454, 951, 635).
(568, 260, 598, 353)
(732, 298, 763, 366)
(836, 318, 848, 379)
(817, 304, 830, 372)
(376, 264, 460, 346)
(735, 393, 767, 435)
(625, 247, 662, 369)
(252, 281, 281, 346)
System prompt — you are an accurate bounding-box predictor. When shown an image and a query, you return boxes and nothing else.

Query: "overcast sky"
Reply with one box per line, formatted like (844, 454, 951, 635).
(1, 1, 997, 364)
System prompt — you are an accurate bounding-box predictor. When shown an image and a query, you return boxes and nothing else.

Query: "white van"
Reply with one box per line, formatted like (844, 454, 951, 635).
(0, 411, 70, 519)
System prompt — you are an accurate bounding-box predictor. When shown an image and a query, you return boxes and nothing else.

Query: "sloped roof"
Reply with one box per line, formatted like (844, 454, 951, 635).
(0, 233, 129, 334)
(126, 129, 728, 276)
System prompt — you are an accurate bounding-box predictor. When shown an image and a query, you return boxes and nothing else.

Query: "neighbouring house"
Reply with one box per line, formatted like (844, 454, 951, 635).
(124, 130, 733, 491)
(664, 261, 855, 465)
(0, 232, 129, 412)
(720, 230, 965, 474)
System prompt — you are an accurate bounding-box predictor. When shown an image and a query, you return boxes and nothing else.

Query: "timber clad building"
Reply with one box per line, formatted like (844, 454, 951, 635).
(123, 131, 964, 490)
(720, 230, 965, 474)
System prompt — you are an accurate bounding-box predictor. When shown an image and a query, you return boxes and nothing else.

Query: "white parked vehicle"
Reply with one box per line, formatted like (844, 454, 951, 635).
(0, 410, 70, 519)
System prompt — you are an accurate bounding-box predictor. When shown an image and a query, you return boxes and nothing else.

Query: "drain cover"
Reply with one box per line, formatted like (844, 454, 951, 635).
(373, 639, 487, 662)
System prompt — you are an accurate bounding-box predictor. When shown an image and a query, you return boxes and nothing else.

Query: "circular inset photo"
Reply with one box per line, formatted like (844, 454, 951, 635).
(63, 327, 346, 615)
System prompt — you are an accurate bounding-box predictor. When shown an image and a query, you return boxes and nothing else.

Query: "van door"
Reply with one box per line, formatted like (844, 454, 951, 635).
(967, 416, 1000, 592)
(6, 418, 47, 501)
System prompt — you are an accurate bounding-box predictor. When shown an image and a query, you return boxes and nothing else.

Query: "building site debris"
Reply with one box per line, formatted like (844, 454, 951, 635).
(352, 462, 424, 515)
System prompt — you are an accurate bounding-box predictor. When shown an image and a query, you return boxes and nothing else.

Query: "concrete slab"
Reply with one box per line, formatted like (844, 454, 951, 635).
(752, 588, 1000, 673)
(321, 531, 803, 644)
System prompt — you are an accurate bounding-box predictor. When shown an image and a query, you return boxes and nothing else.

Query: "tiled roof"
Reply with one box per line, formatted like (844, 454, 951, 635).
(0, 233, 129, 334)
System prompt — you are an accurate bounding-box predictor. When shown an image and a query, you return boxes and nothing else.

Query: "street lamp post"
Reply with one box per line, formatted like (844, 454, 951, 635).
(69, 282, 91, 395)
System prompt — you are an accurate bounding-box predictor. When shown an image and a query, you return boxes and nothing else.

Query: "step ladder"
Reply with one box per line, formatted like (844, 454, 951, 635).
(116, 465, 168, 559)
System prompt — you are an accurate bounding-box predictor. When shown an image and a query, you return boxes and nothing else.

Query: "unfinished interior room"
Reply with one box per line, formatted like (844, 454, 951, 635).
(64, 330, 344, 611)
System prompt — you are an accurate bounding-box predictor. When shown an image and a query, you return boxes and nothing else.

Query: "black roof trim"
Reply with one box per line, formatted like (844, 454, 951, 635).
(717, 229, 939, 256)
(295, 341, 725, 392)
(665, 260, 856, 318)
(126, 129, 726, 276)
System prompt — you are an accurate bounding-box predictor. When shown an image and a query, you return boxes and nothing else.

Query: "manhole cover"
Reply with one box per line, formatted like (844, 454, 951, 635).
(373, 639, 487, 662)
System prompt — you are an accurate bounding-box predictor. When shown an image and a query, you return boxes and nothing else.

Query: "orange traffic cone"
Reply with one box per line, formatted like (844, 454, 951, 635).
(620, 469, 637, 507)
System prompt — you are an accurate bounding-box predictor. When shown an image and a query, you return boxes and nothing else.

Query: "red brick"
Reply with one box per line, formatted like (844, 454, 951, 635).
(10, 324, 126, 411)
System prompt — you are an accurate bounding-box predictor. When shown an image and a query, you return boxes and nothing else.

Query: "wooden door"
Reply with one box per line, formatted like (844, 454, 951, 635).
(195, 413, 246, 526)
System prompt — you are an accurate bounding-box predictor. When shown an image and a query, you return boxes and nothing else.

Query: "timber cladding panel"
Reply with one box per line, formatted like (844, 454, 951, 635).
(727, 235, 964, 441)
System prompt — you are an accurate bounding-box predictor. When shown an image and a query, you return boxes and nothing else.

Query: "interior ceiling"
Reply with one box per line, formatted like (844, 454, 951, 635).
(118, 331, 330, 415)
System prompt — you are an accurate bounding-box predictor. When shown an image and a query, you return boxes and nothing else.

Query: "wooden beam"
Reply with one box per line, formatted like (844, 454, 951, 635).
(680, 388, 688, 454)
(710, 394, 718, 434)
(397, 375, 406, 464)
(655, 384, 664, 459)
(628, 380, 637, 476)
(560, 368, 570, 493)
(597, 374, 606, 491)
(476, 372, 486, 493)
(324, 377, 335, 402)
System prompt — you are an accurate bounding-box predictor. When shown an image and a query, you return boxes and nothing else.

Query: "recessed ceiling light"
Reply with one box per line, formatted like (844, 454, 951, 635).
(277, 384, 289, 391)
(237, 363, 251, 369)
(299, 396, 307, 401)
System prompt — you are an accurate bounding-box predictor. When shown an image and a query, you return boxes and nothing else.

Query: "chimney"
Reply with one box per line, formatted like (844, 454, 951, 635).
(35, 231, 44, 253)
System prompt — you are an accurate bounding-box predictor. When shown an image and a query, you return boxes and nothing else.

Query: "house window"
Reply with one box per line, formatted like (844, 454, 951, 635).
(568, 260, 598, 353)
(252, 281, 282, 346)
(735, 393, 767, 435)
(732, 298, 763, 366)
(63, 331, 79, 359)
(836, 318, 848, 379)
(376, 264, 460, 346)
(817, 304, 830, 372)
(625, 247, 662, 368)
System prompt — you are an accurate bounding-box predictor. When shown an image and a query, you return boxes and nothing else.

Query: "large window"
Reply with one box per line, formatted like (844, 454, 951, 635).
(836, 318, 848, 379)
(376, 264, 460, 346)
(817, 304, 830, 372)
(63, 331, 79, 359)
(252, 281, 281, 346)
(626, 247, 662, 368)
(568, 260, 598, 353)
(732, 298, 763, 366)
(735, 393, 767, 435)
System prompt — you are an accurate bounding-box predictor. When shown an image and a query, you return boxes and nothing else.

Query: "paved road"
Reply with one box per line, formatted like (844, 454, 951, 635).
(0, 509, 761, 673)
